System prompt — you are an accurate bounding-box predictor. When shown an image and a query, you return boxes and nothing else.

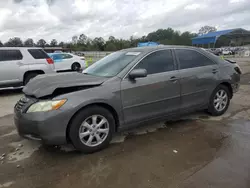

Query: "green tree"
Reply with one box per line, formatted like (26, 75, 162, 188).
(78, 34, 87, 45)
(58, 42, 64, 47)
(93, 37, 105, 51)
(72, 35, 78, 45)
(4, 37, 23, 47)
(24, 38, 34, 47)
(198, 26, 217, 35)
(0, 41, 3, 47)
(105, 42, 117, 51)
(36, 39, 47, 47)
(50, 39, 58, 46)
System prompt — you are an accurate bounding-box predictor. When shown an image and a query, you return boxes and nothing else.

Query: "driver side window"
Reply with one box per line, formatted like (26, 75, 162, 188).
(134, 50, 174, 75)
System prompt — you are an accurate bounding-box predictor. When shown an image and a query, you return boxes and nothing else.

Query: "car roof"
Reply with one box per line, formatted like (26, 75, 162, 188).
(121, 45, 200, 53)
(48, 52, 71, 55)
(0, 47, 43, 50)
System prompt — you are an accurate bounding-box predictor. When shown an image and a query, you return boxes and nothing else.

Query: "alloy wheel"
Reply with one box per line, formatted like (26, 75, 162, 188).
(213, 89, 228, 112)
(79, 115, 109, 147)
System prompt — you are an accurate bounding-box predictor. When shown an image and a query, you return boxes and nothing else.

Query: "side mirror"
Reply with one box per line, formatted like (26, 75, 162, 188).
(129, 69, 147, 79)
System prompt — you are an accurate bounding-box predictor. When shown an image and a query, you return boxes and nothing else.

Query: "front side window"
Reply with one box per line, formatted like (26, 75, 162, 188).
(83, 51, 140, 77)
(0, 50, 23, 61)
(176, 49, 215, 70)
(134, 50, 174, 75)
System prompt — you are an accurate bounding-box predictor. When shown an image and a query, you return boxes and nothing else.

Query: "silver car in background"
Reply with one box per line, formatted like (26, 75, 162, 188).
(14, 46, 241, 153)
(0, 47, 55, 88)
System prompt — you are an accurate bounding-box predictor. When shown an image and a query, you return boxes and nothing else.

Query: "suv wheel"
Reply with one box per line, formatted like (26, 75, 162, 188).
(69, 106, 115, 153)
(71, 62, 81, 71)
(208, 85, 230, 116)
(24, 72, 39, 85)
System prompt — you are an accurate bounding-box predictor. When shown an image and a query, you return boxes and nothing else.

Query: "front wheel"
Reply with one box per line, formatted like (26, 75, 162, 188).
(208, 85, 231, 116)
(69, 106, 115, 153)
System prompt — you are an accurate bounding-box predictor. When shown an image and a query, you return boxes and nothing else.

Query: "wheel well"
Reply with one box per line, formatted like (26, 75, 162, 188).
(72, 62, 80, 66)
(220, 82, 233, 98)
(66, 103, 120, 143)
(23, 70, 44, 80)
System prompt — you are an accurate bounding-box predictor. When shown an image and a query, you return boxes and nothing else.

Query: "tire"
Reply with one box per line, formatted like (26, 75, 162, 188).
(69, 106, 115, 153)
(208, 85, 231, 116)
(71, 62, 81, 71)
(24, 72, 39, 85)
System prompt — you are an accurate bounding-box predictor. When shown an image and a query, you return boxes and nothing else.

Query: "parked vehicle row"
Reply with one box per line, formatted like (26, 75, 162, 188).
(0, 47, 86, 89)
(204, 47, 247, 56)
(14, 46, 241, 153)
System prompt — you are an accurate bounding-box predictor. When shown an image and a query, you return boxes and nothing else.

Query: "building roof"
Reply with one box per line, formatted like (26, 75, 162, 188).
(192, 29, 235, 39)
(192, 28, 250, 45)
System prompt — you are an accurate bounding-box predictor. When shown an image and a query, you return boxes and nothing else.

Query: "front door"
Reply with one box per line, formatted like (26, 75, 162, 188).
(121, 49, 181, 125)
(0, 49, 24, 87)
(174, 49, 219, 111)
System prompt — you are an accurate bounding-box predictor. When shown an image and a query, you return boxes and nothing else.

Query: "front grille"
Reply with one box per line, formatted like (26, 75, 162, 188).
(15, 96, 30, 112)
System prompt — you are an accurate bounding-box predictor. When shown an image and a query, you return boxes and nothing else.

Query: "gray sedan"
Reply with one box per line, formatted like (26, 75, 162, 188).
(14, 46, 241, 153)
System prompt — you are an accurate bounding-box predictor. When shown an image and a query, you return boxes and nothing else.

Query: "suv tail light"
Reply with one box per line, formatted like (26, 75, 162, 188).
(46, 58, 54, 64)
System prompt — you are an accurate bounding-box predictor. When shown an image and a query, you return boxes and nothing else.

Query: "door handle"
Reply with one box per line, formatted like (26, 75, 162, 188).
(169, 76, 178, 82)
(212, 69, 218, 74)
(16, 62, 24, 66)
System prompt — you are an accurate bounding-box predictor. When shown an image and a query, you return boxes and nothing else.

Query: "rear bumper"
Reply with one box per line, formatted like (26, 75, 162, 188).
(14, 109, 71, 145)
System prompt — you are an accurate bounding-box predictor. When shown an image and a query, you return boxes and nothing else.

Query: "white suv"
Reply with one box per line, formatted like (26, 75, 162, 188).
(0, 47, 55, 88)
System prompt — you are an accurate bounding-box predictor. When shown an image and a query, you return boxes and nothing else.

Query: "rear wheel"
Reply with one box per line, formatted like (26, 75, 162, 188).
(71, 62, 81, 71)
(69, 106, 115, 153)
(24, 72, 39, 85)
(208, 85, 230, 116)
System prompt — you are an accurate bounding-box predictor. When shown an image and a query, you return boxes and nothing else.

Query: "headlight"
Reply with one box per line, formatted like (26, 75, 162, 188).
(26, 99, 67, 113)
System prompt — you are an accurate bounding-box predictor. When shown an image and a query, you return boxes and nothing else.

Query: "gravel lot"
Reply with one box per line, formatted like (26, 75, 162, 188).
(0, 59, 250, 188)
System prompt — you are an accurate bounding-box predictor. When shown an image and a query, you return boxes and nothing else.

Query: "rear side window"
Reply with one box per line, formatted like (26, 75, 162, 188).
(176, 49, 215, 70)
(134, 50, 174, 75)
(28, 49, 49, 59)
(52, 54, 62, 60)
(0, 50, 23, 61)
(62, 54, 73, 59)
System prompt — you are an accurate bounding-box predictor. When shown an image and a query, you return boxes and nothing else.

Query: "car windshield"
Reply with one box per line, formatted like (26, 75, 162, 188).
(82, 51, 140, 77)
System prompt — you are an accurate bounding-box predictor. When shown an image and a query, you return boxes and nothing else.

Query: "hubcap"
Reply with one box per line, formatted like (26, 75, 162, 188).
(213, 89, 228, 112)
(79, 115, 109, 147)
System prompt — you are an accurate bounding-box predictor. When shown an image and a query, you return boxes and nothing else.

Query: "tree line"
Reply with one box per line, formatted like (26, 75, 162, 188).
(0, 26, 219, 51)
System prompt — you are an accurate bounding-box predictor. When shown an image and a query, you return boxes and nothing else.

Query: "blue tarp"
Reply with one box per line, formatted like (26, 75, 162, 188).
(192, 29, 235, 45)
(137, 42, 159, 47)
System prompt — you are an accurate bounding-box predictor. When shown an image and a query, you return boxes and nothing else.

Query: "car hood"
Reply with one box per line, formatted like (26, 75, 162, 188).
(23, 72, 108, 98)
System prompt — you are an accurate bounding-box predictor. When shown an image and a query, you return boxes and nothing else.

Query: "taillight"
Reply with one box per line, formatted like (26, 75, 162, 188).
(46, 58, 54, 64)
(234, 67, 242, 74)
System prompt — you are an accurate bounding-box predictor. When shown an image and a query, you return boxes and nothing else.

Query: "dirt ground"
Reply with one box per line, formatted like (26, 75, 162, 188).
(0, 60, 250, 188)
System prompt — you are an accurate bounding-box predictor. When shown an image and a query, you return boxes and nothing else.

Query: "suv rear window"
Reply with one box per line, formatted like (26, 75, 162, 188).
(28, 49, 49, 59)
(0, 50, 23, 61)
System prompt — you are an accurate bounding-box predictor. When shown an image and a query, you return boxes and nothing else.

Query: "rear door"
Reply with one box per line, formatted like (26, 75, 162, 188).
(121, 49, 181, 124)
(0, 49, 24, 87)
(174, 48, 219, 111)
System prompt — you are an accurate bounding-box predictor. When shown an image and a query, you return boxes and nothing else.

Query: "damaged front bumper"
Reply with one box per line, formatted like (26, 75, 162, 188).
(14, 97, 72, 145)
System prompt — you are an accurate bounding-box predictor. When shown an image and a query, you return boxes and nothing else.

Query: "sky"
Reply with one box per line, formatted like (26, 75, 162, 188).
(0, 0, 250, 43)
